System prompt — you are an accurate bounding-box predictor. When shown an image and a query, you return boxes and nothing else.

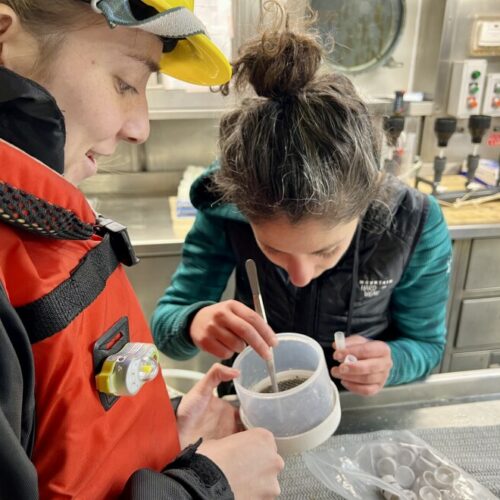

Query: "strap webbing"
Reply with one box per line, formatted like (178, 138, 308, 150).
(16, 235, 120, 344)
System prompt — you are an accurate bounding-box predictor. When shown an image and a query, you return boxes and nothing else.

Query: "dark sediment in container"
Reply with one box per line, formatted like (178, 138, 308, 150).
(260, 376, 309, 393)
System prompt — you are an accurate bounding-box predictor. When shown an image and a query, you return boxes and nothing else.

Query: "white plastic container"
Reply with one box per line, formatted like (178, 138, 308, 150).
(233, 333, 341, 455)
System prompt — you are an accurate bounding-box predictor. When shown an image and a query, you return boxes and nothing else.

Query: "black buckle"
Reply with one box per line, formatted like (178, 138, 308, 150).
(94, 215, 140, 267)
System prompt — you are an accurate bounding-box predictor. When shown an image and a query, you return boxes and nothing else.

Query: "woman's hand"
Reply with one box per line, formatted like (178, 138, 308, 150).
(190, 300, 278, 360)
(176, 363, 284, 498)
(176, 363, 241, 449)
(198, 429, 284, 500)
(331, 335, 393, 396)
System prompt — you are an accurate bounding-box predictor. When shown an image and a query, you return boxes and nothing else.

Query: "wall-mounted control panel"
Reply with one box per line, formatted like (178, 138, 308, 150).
(447, 59, 488, 118)
(482, 73, 500, 117)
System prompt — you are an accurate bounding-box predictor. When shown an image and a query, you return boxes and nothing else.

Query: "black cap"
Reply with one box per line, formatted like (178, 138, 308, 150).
(383, 115, 405, 147)
(434, 118, 457, 148)
(468, 115, 492, 144)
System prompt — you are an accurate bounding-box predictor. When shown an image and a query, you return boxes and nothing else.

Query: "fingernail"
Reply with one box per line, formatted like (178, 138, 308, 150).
(340, 364, 349, 374)
(330, 368, 340, 379)
(333, 351, 343, 361)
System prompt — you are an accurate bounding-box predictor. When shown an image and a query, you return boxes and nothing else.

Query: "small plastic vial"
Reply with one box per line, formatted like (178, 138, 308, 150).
(344, 354, 358, 365)
(334, 331, 346, 351)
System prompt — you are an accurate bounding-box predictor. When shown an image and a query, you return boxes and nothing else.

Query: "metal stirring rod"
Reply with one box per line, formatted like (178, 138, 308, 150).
(245, 259, 279, 393)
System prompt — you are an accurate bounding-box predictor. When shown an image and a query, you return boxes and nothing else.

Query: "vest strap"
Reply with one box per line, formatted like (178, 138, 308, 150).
(16, 234, 119, 343)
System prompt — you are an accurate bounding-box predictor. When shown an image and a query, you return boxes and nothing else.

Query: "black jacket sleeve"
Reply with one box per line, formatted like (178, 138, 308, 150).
(0, 283, 38, 500)
(0, 284, 233, 500)
(123, 440, 234, 499)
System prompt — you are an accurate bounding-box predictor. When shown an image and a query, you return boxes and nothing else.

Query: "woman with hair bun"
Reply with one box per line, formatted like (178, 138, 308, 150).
(153, 7, 452, 397)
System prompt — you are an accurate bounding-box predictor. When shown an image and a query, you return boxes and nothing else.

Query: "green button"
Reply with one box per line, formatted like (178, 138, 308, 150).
(494, 83, 500, 94)
(469, 83, 480, 94)
(471, 70, 481, 79)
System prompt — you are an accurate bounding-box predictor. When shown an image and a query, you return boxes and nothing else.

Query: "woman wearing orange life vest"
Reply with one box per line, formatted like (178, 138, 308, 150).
(0, 1, 283, 498)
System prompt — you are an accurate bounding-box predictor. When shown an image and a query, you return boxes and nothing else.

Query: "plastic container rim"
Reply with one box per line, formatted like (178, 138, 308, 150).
(233, 332, 328, 400)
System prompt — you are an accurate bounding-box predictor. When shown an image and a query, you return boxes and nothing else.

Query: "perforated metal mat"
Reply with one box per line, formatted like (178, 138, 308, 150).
(280, 425, 500, 499)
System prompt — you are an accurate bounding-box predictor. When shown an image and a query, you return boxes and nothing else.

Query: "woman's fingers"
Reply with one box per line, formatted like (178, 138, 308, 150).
(193, 363, 240, 396)
(331, 338, 393, 396)
(331, 366, 388, 385)
(332, 334, 369, 350)
(347, 340, 392, 359)
(334, 339, 392, 363)
(208, 325, 248, 354)
(201, 337, 238, 360)
(190, 301, 278, 360)
(219, 303, 276, 359)
(229, 301, 278, 345)
(335, 356, 392, 375)
(341, 380, 381, 396)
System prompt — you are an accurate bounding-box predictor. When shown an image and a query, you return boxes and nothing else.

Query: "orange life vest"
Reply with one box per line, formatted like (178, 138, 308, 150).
(0, 139, 180, 499)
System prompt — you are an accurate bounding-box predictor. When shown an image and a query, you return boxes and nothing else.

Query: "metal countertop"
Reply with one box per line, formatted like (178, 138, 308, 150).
(278, 369, 500, 498)
(336, 368, 500, 434)
(89, 195, 184, 254)
(90, 195, 500, 253)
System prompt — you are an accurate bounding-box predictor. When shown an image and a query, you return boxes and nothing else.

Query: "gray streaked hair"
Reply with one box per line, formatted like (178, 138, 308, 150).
(214, 6, 384, 226)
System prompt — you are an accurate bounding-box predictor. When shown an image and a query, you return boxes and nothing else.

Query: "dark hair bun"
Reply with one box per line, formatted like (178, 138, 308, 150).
(232, 30, 323, 98)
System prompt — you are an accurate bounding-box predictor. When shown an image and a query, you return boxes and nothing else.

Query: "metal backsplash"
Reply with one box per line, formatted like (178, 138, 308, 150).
(144, 119, 220, 172)
(86, 0, 500, 184)
(420, 0, 500, 164)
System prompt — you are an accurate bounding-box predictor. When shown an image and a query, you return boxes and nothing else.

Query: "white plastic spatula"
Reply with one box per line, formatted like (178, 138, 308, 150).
(245, 259, 279, 393)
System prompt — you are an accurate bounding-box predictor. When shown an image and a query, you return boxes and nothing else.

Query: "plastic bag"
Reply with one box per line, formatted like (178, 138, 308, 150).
(303, 430, 497, 500)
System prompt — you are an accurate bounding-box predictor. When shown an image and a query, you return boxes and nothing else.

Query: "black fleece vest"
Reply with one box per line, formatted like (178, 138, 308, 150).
(225, 176, 429, 373)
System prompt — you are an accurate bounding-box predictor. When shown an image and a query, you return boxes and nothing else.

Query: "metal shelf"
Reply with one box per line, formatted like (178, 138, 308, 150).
(148, 108, 228, 120)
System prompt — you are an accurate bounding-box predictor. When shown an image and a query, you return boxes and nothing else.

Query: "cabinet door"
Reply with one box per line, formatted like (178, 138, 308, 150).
(456, 297, 500, 348)
(466, 239, 500, 290)
(450, 351, 491, 371)
(450, 350, 500, 371)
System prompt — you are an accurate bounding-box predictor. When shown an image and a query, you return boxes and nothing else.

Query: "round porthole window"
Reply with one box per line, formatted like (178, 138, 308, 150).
(310, 0, 406, 73)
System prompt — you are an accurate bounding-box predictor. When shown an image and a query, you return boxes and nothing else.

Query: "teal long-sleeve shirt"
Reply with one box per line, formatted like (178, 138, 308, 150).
(152, 195, 452, 387)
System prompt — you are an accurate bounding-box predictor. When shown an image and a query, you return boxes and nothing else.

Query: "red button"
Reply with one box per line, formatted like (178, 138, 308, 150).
(467, 96, 478, 109)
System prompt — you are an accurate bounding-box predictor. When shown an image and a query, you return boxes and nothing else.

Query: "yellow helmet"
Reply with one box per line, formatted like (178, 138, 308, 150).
(86, 0, 232, 86)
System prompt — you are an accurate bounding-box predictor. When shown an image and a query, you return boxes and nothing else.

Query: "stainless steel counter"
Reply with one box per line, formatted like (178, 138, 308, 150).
(277, 369, 500, 499)
(337, 368, 500, 434)
(87, 192, 500, 251)
(87, 194, 183, 254)
(447, 223, 500, 240)
(279, 370, 500, 499)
